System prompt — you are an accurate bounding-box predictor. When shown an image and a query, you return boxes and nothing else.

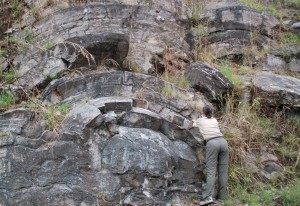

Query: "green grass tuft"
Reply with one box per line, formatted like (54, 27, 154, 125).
(4, 71, 20, 83)
(45, 41, 54, 49)
(279, 180, 300, 205)
(160, 85, 180, 99)
(58, 103, 71, 114)
(280, 32, 300, 44)
(0, 93, 15, 111)
(239, 0, 264, 12)
(161, 74, 190, 89)
(219, 62, 243, 88)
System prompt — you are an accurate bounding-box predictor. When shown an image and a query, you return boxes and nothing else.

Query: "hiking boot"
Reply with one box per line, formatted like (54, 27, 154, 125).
(199, 196, 214, 205)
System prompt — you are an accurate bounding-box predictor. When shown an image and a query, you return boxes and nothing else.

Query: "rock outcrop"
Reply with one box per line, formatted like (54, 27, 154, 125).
(0, 94, 203, 205)
(252, 72, 300, 109)
(186, 62, 234, 99)
(264, 44, 300, 73)
(12, 2, 192, 91)
(1, 0, 299, 205)
(199, 0, 280, 60)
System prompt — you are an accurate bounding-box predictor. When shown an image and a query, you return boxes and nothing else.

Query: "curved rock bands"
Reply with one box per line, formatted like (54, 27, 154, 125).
(16, 3, 191, 79)
(42, 71, 207, 122)
(61, 33, 129, 68)
(0, 99, 203, 205)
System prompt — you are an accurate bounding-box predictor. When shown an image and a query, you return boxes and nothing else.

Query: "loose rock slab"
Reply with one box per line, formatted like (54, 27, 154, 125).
(252, 73, 300, 108)
(186, 62, 234, 98)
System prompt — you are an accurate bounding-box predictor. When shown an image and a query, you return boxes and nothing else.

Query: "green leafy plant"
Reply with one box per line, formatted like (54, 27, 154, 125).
(279, 180, 300, 205)
(187, 0, 206, 20)
(269, 4, 281, 18)
(24, 27, 35, 44)
(6, 36, 19, 45)
(284, 0, 300, 8)
(10, 0, 22, 19)
(193, 24, 209, 37)
(57, 103, 71, 114)
(31, 6, 41, 20)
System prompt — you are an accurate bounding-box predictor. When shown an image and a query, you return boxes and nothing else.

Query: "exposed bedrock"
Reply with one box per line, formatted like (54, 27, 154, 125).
(252, 72, 300, 109)
(42, 71, 209, 122)
(0, 96, 203, 205)
(199, 0, 280, 60)
(263, 44, 300, 73)
(1, 65, 211, 205)
(13, 3, 192, 90)
(22, 0, 191, 20)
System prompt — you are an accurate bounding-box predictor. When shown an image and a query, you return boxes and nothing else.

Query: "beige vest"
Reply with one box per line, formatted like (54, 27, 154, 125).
(193, 117, 223, 140)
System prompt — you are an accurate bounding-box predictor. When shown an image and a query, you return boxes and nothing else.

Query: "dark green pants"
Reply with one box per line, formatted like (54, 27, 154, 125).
(203, 137, 229, 200)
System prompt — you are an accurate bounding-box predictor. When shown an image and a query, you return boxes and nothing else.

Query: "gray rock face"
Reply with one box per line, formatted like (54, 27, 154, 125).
(263, 54, 286, 71)
(186, 62, 234, 98)
(13, 3, 192, 86)
(252, 73, 300, 108)
(289, 58, 300, 73)
(18, 56, 68, 88)
(1, 91, 203, 205)
(0, 109, 35, 135)
(263, 44, 300, 73)
(65, 33, 129, 67)
(42, 71, 208, 120)
(291, 22, 300, 32)
(272, 43, 300, 58)
(61, 103, 102, 141)
(102, 127, 179, 175)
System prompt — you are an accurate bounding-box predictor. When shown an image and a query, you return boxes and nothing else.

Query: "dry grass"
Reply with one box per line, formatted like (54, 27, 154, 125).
(162, 47, 186, 75)
(56, 41, 96, 66)
(97, 58, 120, 71)
(220, 94, 275, 165)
